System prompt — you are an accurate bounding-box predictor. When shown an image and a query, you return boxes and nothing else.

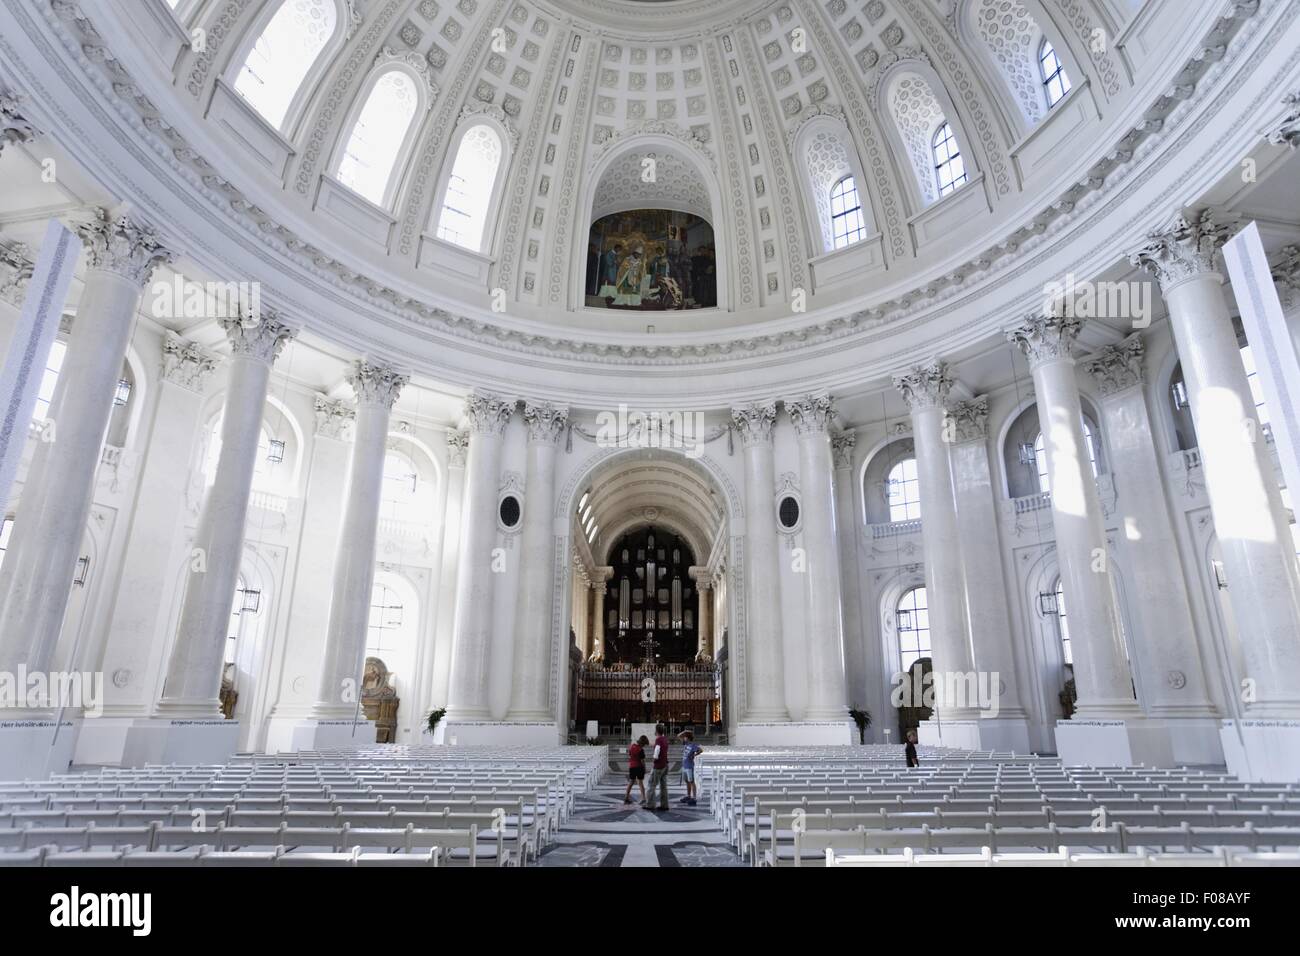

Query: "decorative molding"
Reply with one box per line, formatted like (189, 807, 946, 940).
(589, 119, 712, 168)
(945, 395, 989, 444)
(1270, 244, 1300, 307)
(831, 430, 856, 469)
(313, 394, 356, 441)
(458, 101, 518, 151)
(447, 427, 470, 467)
(219, 310, 296, 366)
(731, 401, 777, 446)
(523, 400, 569, 444)
(375, 45, 439, 99)
(0, 238, 33, 306)
(0, 86, 39, 156)
(160, 331, 219, 393)
(75, 207, 173, 287)
(785, 393, 835, 435)
(1129, 209, 1234, 293)
(348, 360, 408, 409)
(1082, 333, 1145, 396)
(464, 392, 514, 436)
(783, 103, 848, 151)
(1266, 89, 1300, 148)
(1006, 312, 1082, 368)
(892, 361, 952, 410)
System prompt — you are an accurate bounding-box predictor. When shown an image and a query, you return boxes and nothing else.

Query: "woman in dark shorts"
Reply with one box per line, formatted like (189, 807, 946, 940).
(624, 735, 649, 804)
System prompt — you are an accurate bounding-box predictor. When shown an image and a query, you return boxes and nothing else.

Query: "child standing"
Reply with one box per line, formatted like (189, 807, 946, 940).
(677, 730, 703, 806)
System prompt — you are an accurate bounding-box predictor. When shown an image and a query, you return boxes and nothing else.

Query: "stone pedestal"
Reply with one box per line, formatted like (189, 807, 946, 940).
(433, 720, 562, 746)
(732, 721, 855, 746)
(1219, 721, 1300, 782)
(0, 719, 78, 781)
(1054, 719, 1174, 767)
(277, 717, 378, 754)
(73, 716, 240, 767)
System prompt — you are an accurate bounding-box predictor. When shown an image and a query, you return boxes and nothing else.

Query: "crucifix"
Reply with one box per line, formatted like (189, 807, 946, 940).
(639, 631, 660, 666)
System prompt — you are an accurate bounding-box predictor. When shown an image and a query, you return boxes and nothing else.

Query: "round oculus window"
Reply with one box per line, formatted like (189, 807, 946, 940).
(778, 495, 800, 530)
(499, 494, 522, 528)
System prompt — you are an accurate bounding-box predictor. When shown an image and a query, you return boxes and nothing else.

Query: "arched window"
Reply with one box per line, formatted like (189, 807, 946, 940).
(379, 450, 425, 524)
(1053, 578, 1072, 666)
(234, 0, 339, 130)
(1033, 420, 1099, 494)
(897, 586, 931, 672)
(435, 124, 504, 252)
(932, 122, 967, 198)
(886, 458, 922, 522)
(205, 420, 279, 493)
(336, 70, 420, 206)
(366, 580, 416, 696)
(33, 340, 67, 423)
(1039, 39, 1071, 107)
(830, 176, 867, 249)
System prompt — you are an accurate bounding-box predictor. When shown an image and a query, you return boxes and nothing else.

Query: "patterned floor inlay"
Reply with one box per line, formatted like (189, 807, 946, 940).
(655, 842, 747, 867)
(535, 841, 627, 867)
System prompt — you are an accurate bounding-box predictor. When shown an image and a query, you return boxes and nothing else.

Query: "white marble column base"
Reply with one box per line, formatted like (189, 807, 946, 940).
(0, 719, 78, 781)
(73, 717, 240, 767)
(1155, 716, 1225, 765)
(1220, 720, 1300, 782)
(731, 720, 854, 746)
(1054, 719, 1174, 767)
(433, 720, 562, 746)
(279, 718, 378, 754)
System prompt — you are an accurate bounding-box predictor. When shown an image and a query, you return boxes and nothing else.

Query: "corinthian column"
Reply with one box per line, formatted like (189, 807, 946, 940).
(162, 312, 297, 714)
(1131, 212, 1300, 778)
(313, 361, 407, 718)
(509, 401, 569, 721)
(831, 431, 868, 717)
(0, 209, 172, 676)
(444, 393, 515, 724)
(785, 394, 849, 726)
(1081, 334, 1220, 761)
(731, 403, 789, 724)
(690, 567, 713, 661)
(893, 364, 980, 736)
(590, 567, 613, 662)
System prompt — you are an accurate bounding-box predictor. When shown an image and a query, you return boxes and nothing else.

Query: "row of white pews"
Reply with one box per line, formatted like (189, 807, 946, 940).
(692, 749, 1300, 867)
(825, 846, 1300, 867)
(0, 746, 608, 868)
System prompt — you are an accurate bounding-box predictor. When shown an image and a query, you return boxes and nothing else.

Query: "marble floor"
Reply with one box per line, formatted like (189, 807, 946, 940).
(536, 772, 744, 868)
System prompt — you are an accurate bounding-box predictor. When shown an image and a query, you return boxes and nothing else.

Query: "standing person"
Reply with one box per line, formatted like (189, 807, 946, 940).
(677, 729, 703, 806)
(905, 729, 919, 768)
(647, 723, 671, 811)
(624, 734, 649, 805)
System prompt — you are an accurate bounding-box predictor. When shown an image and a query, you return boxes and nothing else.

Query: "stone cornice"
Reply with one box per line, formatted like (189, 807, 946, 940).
(1082, 333, 1146, 397)
(23, 0, 1270, 374)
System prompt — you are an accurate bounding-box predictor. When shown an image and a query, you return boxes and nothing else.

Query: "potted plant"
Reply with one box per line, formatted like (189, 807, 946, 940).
(848, 708, 872, 745)
(424, 707, 447, 736)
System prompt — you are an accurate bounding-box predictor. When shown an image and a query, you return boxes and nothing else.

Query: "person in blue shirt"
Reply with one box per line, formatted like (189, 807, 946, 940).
(676, 729, 703, 806)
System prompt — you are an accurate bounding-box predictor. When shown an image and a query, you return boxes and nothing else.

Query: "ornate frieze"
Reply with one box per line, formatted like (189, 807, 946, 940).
(892, 361, 952, 410)
(0, 88, 38, 157)
(731, 401, 777, 446)
(945, 395, 989, 444)
(785, 393, 835, 436)
(447, 428, 470, 467)
(160, 331, 219, 393)
(349, 360, 408, 409)
(1129, 209, 1234, 292)
(523, 400, 569, 444)
(831, 430, 856, 469)
(1082, 333, 1146, 396)
(313, 395, 356, 441)
(1266, 90, 1300, 149)
(75, 207, 173, 287)
(464, 392, 515, 435)
(219, 310, 296, 366)
(1006, 313, 1083, 369)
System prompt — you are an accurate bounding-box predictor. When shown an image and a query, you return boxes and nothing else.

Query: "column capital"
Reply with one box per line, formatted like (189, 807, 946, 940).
(464, 392, 514, 436)
(731, 401, 777, 446)
(0, 238, 33, 306)
(592, 566, 615, 584)
(349, 360, 408, 409)
(75, 207, 174, 287)
(1128, 209, 1234, 293)
(313, 394, 356, 441)
(1272, 244, 1300, 308)
(0, 88, 39, 157)
(785, 392, 835, 436)
(1006, 312, 1083, 369)
(220, 310, 297, 366)
(160, 331, 219, 393)
(689, 566, 712, 589)
(1081, 333, 1146, 397)
(892, 361, 952, 411)
(523, 400, 569, 444)
(831, 430, 856, 469)
(1265, 89, 1300, 149)
(447, 428, 470, 467)
(945, 395, 989, 444)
